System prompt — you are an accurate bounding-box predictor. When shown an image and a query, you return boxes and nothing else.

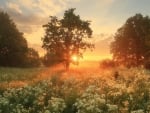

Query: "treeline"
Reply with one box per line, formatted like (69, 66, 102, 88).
(0, 9, 93, 69)
(41, 10, 150, 69)
(110, 14, 150, 69)
(0, 9, 150, 69)
(99, 14, 150, 69)
(0, 11, 40, 67)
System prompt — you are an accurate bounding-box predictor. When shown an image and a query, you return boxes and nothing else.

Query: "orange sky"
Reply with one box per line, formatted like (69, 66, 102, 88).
(0, 0, 149, 61)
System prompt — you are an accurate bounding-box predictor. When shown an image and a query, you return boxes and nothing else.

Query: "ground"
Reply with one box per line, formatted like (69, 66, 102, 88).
(0, 61, 150, 113)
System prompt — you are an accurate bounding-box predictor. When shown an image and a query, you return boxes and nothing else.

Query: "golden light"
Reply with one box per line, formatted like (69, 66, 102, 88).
(71, 55, 78, 62)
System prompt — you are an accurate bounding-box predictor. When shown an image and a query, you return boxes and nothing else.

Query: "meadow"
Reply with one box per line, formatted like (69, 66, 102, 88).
(0, 62, 150, 113)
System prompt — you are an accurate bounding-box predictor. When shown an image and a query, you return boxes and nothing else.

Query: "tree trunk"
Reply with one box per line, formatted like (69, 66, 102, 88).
(65, 47, 70, 71)
(65, 60, 70, 71)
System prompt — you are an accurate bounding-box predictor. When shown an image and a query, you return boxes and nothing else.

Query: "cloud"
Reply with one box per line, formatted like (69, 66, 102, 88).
(5, 0, 80, 17)
(23, 0, 64, 17)
(0, 0, 113, 60)
(0, 0, 81, 43)
(104, 0, 116, 4)
(94, 34, 113, 55)
(83, 34, 113, 61)
(6, 2, 22, 14)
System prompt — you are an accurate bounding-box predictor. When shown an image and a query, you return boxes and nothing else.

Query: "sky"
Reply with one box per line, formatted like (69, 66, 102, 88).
(0, 0, 150, 61)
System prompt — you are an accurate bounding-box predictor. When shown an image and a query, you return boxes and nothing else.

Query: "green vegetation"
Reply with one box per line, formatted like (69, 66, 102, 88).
(1, 10, 150, 70)
(0, 7, 150, 113)
(0, 67, 44, 82)
(0, 11, 41, 67)
(42, 8, 94, 69)
(111, 14, 150, 68)
(0, 67, 149, 113)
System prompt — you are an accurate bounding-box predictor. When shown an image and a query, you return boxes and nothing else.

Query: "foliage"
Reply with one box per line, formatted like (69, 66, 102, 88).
(0, 11, 41, 67)
(42, 52, 62, 67)
(42, 8, 94, 69)
(0, 68, 150, 113)
(25, 48, 41, 67)
(99, 59, 116, 69)
(75, 85, 112, 113)
(0, 67, 44, 82)
(0, 11, 28, 67)
(111, 14, 150, 67)
(144, 61, 150, 70)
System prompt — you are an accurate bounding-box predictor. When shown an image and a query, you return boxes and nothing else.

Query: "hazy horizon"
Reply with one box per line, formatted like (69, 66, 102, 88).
(0, 0, 150, 60)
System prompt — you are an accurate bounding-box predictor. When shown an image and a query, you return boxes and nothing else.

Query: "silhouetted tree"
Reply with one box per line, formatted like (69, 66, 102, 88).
(0, 11, 41, 67)
(42, 52, 62, 67)
(42, 8, 94, 69)
(26, 48, 41, 67)
(0, 11, 28, 67)
(99, 59, 116, 69)
(111, 14, 150, 67)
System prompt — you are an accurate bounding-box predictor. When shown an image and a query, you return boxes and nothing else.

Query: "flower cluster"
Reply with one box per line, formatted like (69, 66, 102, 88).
(0, 68, 149, 113)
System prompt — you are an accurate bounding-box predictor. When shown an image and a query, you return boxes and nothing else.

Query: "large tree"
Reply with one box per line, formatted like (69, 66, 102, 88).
(42, 8, 94, 69)
(110, 14, 150, 67)
(0, 11, 28, 67)
(0, 11, 41, 67)
(25, 48, 41, 67)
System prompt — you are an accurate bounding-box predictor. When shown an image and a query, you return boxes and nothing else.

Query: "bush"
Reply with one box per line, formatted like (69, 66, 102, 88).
(42, 53, 63, 67)
(99, 59, 116, 69)
(144, 61, 150, 70)
(25, 48, 41, 67)
(0, 68, 150, 113)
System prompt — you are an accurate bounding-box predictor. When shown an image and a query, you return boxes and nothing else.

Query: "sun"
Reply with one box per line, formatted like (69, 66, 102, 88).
(71, 55, 78, 62)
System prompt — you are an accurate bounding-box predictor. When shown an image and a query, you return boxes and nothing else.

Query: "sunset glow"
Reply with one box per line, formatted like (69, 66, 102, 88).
(0, 1, 149, 112)
(0, 0, 149, 61)
(71, 55, 78, 62)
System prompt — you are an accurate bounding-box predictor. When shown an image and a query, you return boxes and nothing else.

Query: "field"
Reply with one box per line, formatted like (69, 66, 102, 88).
(0, 62, 150, 113)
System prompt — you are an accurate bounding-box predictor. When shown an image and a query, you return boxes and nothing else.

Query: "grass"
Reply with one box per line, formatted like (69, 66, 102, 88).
(0, 67, 45, 82)
(0, 67, 150, 113)
(0, 64, 150, 113)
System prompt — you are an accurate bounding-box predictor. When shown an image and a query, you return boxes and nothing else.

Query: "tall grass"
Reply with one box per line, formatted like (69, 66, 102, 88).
(0, 67, 149, 113)
(0, 67, 44, 82)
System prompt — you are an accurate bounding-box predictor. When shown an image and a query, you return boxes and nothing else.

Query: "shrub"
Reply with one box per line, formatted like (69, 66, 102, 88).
(144, 61, 150, 70)
(100, 59, 116, 69)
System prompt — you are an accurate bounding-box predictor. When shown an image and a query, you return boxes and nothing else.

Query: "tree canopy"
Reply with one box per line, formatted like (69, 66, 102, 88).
(0, 11, 28, 67)
(0, 11, 40, 67)
(110, 14, 150, 67)
(42, 8, 94, 69)
(25, 48, 41, 67)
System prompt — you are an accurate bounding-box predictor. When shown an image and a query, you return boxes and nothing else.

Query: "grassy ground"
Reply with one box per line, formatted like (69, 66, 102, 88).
(0, 62, 150, 85)
(0, 67, 49, 89)
(0, 63, 150, 112)
(0, 65, 149, 113)
(0, 67, 45, 82)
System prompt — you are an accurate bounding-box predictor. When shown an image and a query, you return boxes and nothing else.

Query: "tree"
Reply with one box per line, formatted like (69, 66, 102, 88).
(0, 11, 41, 67)
(42, 8, 94, 69)
(99, 59, 116, 69)
(110, 14, 150, 67)
(25, 48, 41, 67)
(42, 52, 62, 67)
(0, 11, 28, 67)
